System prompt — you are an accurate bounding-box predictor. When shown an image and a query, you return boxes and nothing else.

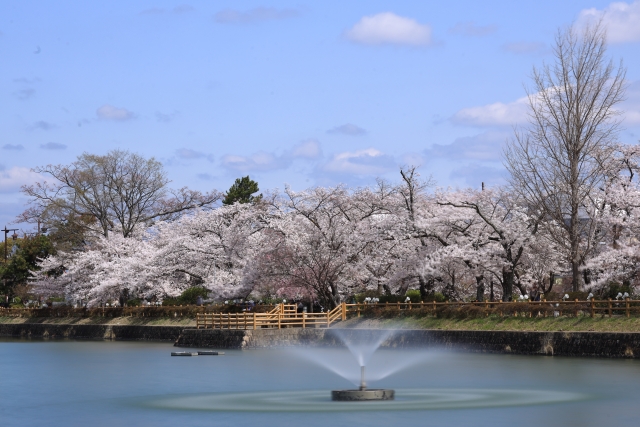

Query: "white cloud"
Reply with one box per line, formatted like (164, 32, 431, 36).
(327, 123, 367, 136)
(28, 120, 56, 131)
(214, 7, 299, 24)
(291, 139, 321, 159)
(175, 148, 214, 162)
(156, 111, 179, 123)
(425, 131, 509, 161)
(322, 148, 395, 175)
(449, 21, 497, 37)
(40, 142, 67, 150)
(222, 151, 290, 172)
(15, 88, 35, 100)
(2, 144, 24, 151)
(222, 139, 321, 172)
(346, 12, 431, 46)
(625, 110, 640, 125)
(0, 166, 41, 193)
(452, 96, 529, 127)
(449, 163, 507, 188)
(578, 1, 640, 43)
(96, 104, 136, 121)
(621, 80, 640, 125)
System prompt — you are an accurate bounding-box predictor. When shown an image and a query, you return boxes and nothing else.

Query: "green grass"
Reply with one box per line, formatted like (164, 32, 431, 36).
(4, 313, 640, 332)
(0, 316, 196, 326)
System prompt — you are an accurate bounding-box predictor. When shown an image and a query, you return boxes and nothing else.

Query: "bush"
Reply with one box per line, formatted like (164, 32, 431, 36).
(423, 292, 446, 303)
(126, 298, 142, 307)
(405, 290, 421, 303)
(600, 283, 633, 300)
(178, 286, 209, 305)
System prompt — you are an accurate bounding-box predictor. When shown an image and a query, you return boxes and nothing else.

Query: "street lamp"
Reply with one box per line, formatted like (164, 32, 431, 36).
(2, 226, 19, 263)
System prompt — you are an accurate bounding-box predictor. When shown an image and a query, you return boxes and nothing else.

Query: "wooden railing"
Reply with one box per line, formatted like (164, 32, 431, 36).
(196, 304, 346, 329)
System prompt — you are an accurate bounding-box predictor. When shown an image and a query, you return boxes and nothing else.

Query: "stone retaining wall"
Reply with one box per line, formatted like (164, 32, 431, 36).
(3, 323, 640, 358)
(175, 328, 640, 358)
(0, 323, 183, 342)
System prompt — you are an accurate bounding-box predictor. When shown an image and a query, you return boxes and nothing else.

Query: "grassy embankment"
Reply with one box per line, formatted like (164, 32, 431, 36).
(0, 316, 196, 327)
(3, 313, 640, 332)
(340, 315, 640, 332)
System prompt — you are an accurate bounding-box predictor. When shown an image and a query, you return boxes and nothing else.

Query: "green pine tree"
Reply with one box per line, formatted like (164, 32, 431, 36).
(222, 176, 262, 205)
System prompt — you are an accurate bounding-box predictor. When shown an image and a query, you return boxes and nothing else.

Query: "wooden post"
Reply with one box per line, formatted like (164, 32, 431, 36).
(608, 299, 612, 318)
(590, 299, 595, 318)
(278, 313, 281, 329)
(626, 298, 630, 318)
(253, 313, 257, 330)
(342, 302, 346, 321)
(303, 312, 306, 329)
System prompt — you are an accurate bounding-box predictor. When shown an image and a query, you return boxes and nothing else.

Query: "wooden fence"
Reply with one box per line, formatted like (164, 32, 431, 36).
(196, 304, 346, 329)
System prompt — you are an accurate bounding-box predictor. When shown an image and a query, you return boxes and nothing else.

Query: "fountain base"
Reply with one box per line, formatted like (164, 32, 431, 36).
(331, 389, 395, 401)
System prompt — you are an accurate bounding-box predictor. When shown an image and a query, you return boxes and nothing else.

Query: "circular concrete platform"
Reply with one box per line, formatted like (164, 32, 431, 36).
(331, 389, 395, 401)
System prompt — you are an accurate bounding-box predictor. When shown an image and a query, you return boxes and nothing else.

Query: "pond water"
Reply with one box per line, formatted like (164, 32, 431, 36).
(1, 338, 639, 426)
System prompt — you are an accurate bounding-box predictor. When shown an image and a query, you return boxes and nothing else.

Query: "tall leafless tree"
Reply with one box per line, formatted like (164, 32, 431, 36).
(504, 22, 626, 291)
(19, 150, 221, 240)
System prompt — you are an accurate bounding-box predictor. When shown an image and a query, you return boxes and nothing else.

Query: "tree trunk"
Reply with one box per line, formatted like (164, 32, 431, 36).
(419, 277, 435, 300)
(502, 268, 514, 302)
(571, 256, 580, 292)
(475, 276, 484, 302)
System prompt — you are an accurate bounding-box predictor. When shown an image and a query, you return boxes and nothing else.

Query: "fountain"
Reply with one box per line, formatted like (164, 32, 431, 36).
(329, 329, 395, 401)
(331, 365, 395, 401)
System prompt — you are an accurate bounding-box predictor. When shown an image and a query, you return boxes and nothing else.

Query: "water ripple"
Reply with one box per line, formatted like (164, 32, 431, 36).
(141, 388, 587, 412)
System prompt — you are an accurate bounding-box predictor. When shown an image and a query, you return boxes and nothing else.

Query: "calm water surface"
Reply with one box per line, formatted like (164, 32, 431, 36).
(1, 338, 639, 426)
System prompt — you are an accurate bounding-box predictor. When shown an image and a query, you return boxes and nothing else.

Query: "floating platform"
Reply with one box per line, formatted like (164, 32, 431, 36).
(171, 351, 225, 356)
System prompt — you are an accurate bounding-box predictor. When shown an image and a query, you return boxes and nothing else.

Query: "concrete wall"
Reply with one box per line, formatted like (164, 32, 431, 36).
(0, 323, 183, 342)
(175, 328, 640, 358)
(3, 322, 640, 359)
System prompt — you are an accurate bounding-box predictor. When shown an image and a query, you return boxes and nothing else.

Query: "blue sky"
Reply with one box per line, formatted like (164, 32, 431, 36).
(2, 1, 640, 229)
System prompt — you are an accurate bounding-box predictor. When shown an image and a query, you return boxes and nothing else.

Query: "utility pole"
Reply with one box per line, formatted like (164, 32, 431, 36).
(2, 226, 19, 263)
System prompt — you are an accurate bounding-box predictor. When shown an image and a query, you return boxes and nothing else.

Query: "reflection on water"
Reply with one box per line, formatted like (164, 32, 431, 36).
(1, 338, 639, 427)
(142, 388, 586, 412)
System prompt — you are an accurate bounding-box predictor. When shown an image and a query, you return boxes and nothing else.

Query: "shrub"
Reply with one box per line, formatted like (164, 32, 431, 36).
(423, 292, 446, 303)
(600, 283, 633, 300)
(178, 286, 209, 305)
(405, 290, 421, 303)
(162, 298, 180, 306)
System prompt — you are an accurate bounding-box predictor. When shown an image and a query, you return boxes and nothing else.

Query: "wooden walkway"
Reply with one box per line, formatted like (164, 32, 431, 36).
(196, 303, 346, 329)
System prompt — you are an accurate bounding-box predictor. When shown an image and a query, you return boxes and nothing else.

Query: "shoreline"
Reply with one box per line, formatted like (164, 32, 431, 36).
(1, 316, 640, 359)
